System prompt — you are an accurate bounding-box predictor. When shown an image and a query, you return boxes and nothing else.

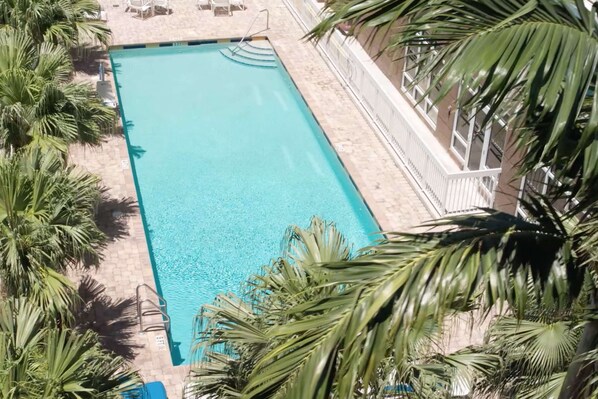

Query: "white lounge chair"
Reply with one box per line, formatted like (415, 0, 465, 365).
(229, 0, 244, 11)
(96, 81, 117, 108)
(96, 81, 117, 135)
(127, 0, 153, 19)
(83, 9, 108, 21)
(153, 0, 170, 14)
(197, 0, 210, 10)
(211, 0, 230, 15)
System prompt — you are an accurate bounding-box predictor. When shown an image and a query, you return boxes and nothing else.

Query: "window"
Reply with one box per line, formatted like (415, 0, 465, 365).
(451, 109, 471, 160)
(516, 167, 578, 218)
(450, 88, 507, 172)
(402, 46, 440, 125)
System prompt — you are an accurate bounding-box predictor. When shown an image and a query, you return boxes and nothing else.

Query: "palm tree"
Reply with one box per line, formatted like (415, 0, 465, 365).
(0, 147, 105, 317)
(189, 218, 502, 399)
(189, 217, 537, 399)
(474, 317, 577, 399)
(0, 30, 114, 153)
(0, 0, 110, 47)
(238, 196, 597, 398)
(309, 0, 598, 200)
(188, 218, 354, 398)
(0, 298, 139, 399)
(460, 275, 594, 399)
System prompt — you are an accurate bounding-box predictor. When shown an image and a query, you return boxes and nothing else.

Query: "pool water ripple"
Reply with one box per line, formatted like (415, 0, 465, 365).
(110, 43, 379, 365)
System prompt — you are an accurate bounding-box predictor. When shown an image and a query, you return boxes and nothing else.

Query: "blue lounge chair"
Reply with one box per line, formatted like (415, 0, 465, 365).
(383, 383, 415, 397)
(122, 381, 167, 399)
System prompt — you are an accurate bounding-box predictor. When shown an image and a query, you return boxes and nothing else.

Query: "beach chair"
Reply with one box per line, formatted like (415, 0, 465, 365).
(96, 81, 117, 108)
(197, 0, 210, 10)
(96, 80, 117, 135)
(153, 0, 170, 14)
(211, 0, 230, 15)
(229, 0, 244, 11)
(127, 0, 153, 19)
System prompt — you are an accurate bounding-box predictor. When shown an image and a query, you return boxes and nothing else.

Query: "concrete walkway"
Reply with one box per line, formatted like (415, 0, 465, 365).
(70, 0, 431, 396)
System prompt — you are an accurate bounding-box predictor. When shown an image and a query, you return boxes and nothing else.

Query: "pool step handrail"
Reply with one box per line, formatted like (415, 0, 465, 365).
(231, 9, 270, 55)
(136, 283, 171, 333)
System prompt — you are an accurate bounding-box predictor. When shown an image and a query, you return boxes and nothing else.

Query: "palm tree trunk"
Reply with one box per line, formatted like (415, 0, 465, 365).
(559, 290, 598, 399)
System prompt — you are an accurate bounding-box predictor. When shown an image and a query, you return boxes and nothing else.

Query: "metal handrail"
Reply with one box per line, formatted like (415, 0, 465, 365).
(136, 283, 166, 306)
(136, 283, 170, 332)
(231, 9, 270, 55)
(139, 298, 166, 314)
(138, 299, 171, 332)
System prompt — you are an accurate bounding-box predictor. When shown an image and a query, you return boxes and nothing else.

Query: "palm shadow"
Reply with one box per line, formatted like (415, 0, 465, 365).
(96, 194, 139, 241)
(74, 276, 143, 360)
(129, 145, 146, 159)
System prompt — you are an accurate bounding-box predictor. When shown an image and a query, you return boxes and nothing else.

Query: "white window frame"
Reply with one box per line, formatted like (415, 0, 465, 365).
(450, 101, 472, 164)
(516, 167, 579, 218)
(401, 46, 439, 127)
(515, 177, 529, 218)
(450, 88, 507, 171)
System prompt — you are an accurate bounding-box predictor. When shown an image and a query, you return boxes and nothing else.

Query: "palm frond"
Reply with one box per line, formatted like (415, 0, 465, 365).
(243, 197, 591, 399)
(309, 0, 598, 198)
(0, 30, 112, 152)
(0, 0, 111, 46)
(0, 150, 104, 317)
(190, 217, 357, 399)
(0, 298, 140, 398)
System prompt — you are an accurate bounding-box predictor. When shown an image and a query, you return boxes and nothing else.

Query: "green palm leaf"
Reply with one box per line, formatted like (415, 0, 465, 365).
(0, 298, 140, 399)
(190, 218, 356, 399)
(309, 0, 598, 197)
(0, 149, 104, 317)
(0, 30, 113, 152)
(242, 198, 592, 398)
(489, 317, 579, 377)
(0, 0, 110, 46)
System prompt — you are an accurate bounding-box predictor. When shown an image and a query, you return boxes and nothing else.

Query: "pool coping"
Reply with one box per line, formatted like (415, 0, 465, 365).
(108, 35, 268, 50)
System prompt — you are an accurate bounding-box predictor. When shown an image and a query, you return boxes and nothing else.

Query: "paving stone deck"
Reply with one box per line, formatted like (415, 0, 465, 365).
(69, 0, 432, 396)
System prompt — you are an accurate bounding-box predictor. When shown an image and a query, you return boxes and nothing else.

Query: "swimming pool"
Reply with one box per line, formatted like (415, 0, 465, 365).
(110, 41, 379, 365)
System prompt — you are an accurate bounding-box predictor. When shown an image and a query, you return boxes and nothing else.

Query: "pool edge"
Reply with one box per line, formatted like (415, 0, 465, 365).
(108, 36, 386, 366)
(108, 35, 269, 51)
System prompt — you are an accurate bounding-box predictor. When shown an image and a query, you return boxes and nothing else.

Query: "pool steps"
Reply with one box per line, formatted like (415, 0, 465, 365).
(220, 41, 277, 68)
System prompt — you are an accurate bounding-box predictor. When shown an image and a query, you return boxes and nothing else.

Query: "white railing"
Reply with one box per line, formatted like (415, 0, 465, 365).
(283, 0, 501, 216)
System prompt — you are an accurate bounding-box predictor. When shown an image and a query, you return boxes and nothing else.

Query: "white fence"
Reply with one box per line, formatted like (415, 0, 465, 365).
(284, 0, 502, 216)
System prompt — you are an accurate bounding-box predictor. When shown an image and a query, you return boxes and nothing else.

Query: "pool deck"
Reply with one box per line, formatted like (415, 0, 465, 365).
(69, 0, 432, 397)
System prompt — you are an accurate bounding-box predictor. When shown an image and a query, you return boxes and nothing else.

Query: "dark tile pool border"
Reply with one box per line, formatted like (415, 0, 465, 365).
(267, 42, 385, 237)
(110, 36, 268, 51)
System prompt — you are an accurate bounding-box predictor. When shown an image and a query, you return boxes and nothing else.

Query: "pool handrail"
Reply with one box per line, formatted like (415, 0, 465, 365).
(231, 8, 270, 55)
(136, 283, 171, 332)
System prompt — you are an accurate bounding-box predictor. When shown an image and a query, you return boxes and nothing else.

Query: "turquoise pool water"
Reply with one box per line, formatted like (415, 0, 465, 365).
(110, 42, 379, 365)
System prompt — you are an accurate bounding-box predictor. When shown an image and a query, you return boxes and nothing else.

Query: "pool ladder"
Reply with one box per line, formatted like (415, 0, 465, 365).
(231, 8, 269, 55)
(136, 284, 171, 333)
